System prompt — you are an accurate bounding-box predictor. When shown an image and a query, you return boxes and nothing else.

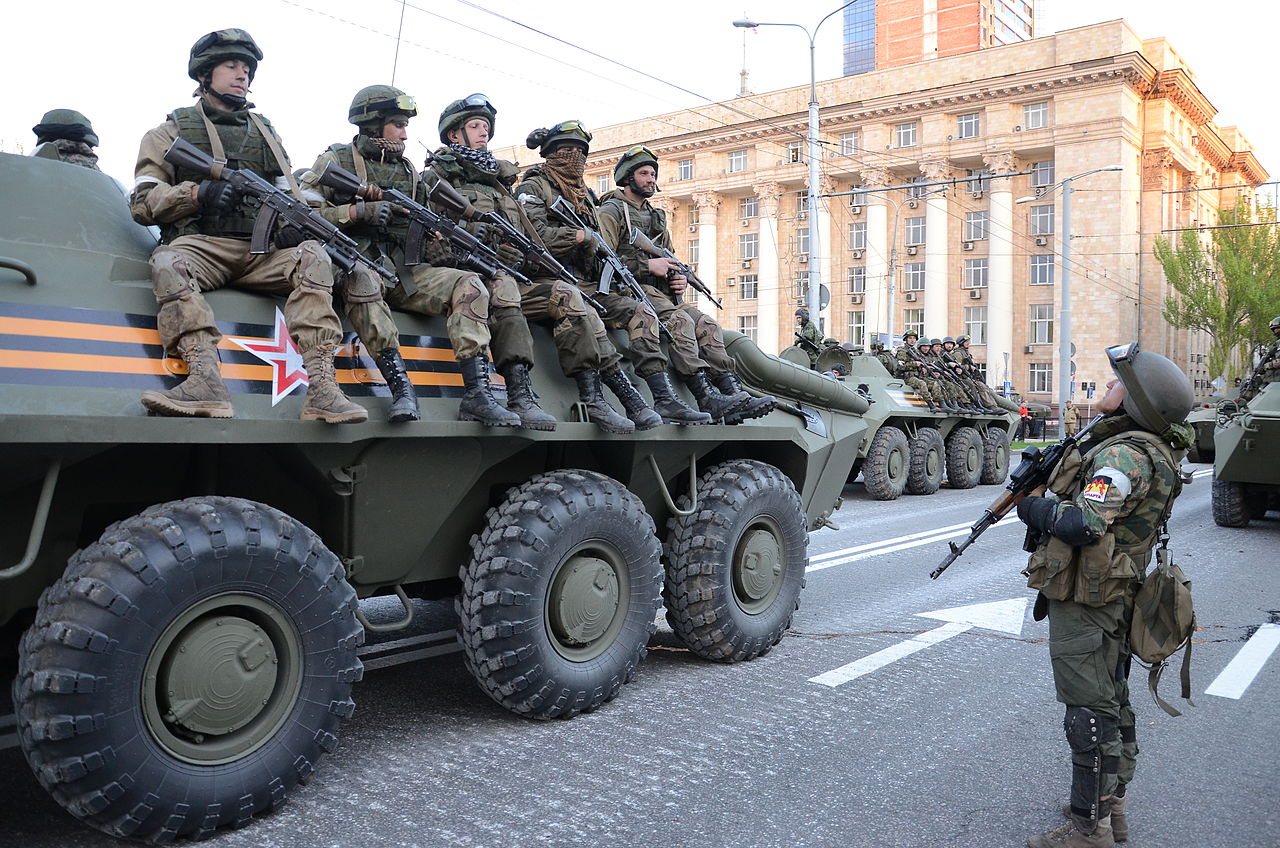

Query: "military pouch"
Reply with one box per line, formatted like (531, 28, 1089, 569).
(1130, 536, 1196, 717)
(1023, 535, 1077, 601)
(1073, 534, 1136, 607)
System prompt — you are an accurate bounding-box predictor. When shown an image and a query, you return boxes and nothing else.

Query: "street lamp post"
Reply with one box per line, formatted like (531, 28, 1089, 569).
(1016, 164, 1122, 428)
(734, 1, 855, 332)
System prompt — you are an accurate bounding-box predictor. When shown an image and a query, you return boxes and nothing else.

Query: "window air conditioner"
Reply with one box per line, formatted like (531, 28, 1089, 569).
(962, 241, 974, 251)
(741, 259, 753, 268)
(1034, 186, 1047, 197)
(905, 291, 918, 302)
(969, 288, 983, 299)
(1035, 236, 1049, 246)
(799, 254, 809, 263)
(727, 277, 737, 286)
(850, 294, 862, 304)
(1024, 345, 1035, 354)
(906, 245, 918, 255)
(971, 191, 984, 199)
(798, 211, 808, 219)
(850, 205, 863, 214)
(688, 225, 698, 232)
(741, 219, 750, 227)
(907, 199, 920, 209)
(1014, 125, 1023, 132)
(852, 249, 863, 259)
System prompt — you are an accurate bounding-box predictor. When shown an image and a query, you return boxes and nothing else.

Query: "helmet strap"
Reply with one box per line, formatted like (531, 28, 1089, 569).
(199, 75, 248, 110)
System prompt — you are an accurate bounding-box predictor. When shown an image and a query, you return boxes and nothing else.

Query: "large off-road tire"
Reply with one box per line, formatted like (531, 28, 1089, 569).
(980, 427, 1011, 485)
(664, 460, 807, 662)
(12, 497, 362, 842)
(1186, 443, 1211, 464)
(1212, 479, 1251, 527)
(906, 427, 945, 495)
(458, 470, 663, 719)
(863, 426, 911, 500)
(946, 426, 984, 489)
(1246, 487, 1271, 519)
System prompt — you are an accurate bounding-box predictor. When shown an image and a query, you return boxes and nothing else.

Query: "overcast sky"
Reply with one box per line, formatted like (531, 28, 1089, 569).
(3, 0, 1277, 191)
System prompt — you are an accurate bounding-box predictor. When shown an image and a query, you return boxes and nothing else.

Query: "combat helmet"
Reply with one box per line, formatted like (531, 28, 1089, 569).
(957, 334, 972, 345)
(614, 145, 658, 186)
(439, 93, 496, 144)
(350, 85, 416, 129)
(931, 338, 943, 346)
(1270, 316, 1280, 334)
(1106, 342, 1194, 432)
(32, 109, 98, 147)
(903, 330, 919, 341)
(942, 336, 955, 346)
(527, 120, 592, 157)
(795, 307, 810, 321)
(188, 29, 263, 82)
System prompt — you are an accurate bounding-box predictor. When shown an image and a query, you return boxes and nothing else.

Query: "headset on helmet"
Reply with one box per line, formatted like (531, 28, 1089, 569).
(188, 29, 262, 82)
(439, 93, 496, 145)
(614, 145, 658, 186)
(349, 85, 416, 127)
(526, 120, 592, 157)
(1106, 342, 1194, 433)
(32, 109, 98, 147)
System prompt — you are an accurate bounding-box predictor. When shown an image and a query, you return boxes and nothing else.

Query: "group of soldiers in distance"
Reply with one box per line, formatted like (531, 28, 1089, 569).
(27, 28, 777, 431)
(1238, 316, 1280, 403)
(793, 308, 1003, 414)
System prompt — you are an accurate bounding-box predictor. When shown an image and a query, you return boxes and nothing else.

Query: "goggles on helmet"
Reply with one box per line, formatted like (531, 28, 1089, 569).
(365, 94, 417, 117)
(551, 120, 592, 141)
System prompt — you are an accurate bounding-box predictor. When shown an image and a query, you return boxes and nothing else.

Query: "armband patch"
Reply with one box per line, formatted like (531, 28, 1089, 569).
(1082, 467, 1131, 503)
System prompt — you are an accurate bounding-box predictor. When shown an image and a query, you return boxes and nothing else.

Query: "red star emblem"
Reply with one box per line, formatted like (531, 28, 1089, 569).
(228, 307, 308, 405)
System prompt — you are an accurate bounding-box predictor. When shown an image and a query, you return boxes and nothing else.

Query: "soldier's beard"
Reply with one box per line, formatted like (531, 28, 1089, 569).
(630, 180, 656, 199)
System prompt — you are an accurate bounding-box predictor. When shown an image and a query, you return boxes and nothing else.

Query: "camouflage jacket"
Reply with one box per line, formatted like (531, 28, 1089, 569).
(32, 140, 100, 170)
(894, 345, 922, 374)
(515, 167, 603, 283)
(874, 351, 898, 376)
(595, 189, 672, 295)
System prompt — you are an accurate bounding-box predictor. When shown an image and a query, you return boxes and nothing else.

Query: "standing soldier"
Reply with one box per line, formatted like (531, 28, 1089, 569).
(1241, 316, 1280, 402)
(515, 121, 708, 425)
(130, 29, 366, 423)
(895, 332, 940, 412)
(795, 307, 823, 368)
(300, 87, 524, 427)
(31, 109, 102, 170)
(1063, 400, 1080, 437)
(597, 145, 772, 423)
(420, 94, 641, 433)
(1015, 342, 1192, 847)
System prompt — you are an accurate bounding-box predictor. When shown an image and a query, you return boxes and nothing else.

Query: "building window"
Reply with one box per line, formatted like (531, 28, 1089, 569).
(905, 216, 926, 245)
(793, 271, 810, 301)
(968, 168, 991, 193)
(964, 306, 988, 344)
(1030, 205, 1054, 235)
(903, 262, 925, 291)
(964, 211, 989, 241)
(904, 308, 925, 338)
(678, 158, 693, 181)
(1030, 254, 1054, 285)
(1029, 362, 1053, 393)
(906, 175, 928, 199)
(1024, 101, 1049, 130)
(795, 190, 810, 217)
(739, 233, 758, 260)
(1030, 303, 1054, 344)
(957, 112, 981, 139)
(839, 131, 860, 156)
(739, 274, 758, 299)
(687, 239, 699, 265)
(848, 186, 869, 207)
(847, 310, 866, 346)
(964, 258, 989, 288)
(848, 222, 867, 250)
(894, 121, 917, 148)
(738, 314, 758, 342)
(797, 227, 810, 256)
(596, 174, 610, 195)
(848, 266, 866, 293)
(728, 149, 748, 173)
(1032, 160, 1056, 187)
(739, 195, 758, 218)
(688, 206, 699, 226)
(787, 141, 803, 163)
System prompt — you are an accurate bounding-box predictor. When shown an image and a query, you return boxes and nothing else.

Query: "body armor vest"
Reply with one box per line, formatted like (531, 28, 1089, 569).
(600, 193, 669, 285)
(167, 105, 283, 241)
(1075, 430, 1182, 559)
(327, 140, 417, 262)
(520, 168, 603, 280)
(428, 152, 529, 250)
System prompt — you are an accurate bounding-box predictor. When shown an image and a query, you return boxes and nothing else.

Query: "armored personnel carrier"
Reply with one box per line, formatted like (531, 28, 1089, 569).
(1185, 388, 1237, 463)
(1211, 381, 1280, 526)
(0, 154, 870, 841)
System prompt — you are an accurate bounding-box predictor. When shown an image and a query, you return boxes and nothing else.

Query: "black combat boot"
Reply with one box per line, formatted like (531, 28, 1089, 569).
(643, 371, 712, 425)
(601, 367, 662, 430)
(684, 369, 749, 422)
(374, 347, 420, 423)
(457, 355, 521, 427)
(499, 362, 557, 431)
(574, 370, 635, 434)
(711, 371, 775, 424)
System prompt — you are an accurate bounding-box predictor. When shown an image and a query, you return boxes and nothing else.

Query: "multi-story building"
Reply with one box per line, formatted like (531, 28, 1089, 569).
(844, 0, 1036, 75)
(500, 19, 1264, 404)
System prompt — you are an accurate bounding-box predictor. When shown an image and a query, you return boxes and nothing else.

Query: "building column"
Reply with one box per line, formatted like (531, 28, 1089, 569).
(860, 167, 891, 338)
(985, 152, 1018, 389)
(921, 160, 952, 338)
(693, 191, 722, 302)
(754, 181, 782, 354)
(817, 175, 837, 333)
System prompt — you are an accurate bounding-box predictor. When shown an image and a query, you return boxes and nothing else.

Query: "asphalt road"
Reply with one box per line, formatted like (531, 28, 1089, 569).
(2, 459, 1277, 848)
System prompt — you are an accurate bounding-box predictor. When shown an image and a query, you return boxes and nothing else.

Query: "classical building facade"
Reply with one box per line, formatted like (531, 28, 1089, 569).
(501, 20, 1265, 404)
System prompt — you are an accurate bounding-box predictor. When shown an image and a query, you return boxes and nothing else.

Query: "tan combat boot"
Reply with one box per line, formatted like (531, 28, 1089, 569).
(141, 335, 234, 418)
(1029, 814, 1114, 848)
(301, 344, 368, 424)
(1064, 796, 1127, 842)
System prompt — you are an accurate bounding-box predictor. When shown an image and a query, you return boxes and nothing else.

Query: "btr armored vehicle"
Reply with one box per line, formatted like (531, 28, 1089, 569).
(1211, 381, 1280, 526)
(0, 154, 870, 841)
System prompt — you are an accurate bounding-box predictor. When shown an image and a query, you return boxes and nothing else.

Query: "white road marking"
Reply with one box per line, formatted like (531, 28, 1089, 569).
(810, 598, 1029, 687)
(807, 515, 1021, 572)
(1204, 623, 1280, 700)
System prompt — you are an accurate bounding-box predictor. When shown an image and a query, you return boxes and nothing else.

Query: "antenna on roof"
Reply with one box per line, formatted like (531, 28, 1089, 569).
(738, 12, 752, 97)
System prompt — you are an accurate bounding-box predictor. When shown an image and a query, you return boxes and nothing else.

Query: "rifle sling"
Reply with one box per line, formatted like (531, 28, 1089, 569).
(195, 107, 303, 203)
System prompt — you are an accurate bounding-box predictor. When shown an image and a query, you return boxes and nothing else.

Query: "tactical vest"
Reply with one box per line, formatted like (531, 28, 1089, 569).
(520, 169, 603, 280)
(1025, 428, 1183, 606)
(167, 105, 284, 241)
(326, 140, 418, 261)
(599, 192, 669, 284)
(427, 152, 532, 251)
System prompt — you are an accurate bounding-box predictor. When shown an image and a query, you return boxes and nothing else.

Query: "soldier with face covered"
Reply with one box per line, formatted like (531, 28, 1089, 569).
(31, 109, 101, 170)
(130, 29, 366, 423)
(597, 146, 772, 424)
(516, 121, 709, 426)
(1016, 343, 1193, 848)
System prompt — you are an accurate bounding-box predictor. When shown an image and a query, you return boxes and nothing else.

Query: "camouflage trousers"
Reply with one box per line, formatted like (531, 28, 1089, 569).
(642, 285, 735, 377)
(1047, 596, 1139, 793)
(905, 376, 934, 404)
(386, 265, 533, 367)
(498, 272, 617, 377)
(336, 266, 405, 353)
(149, 234, 342, 353)
(582, 286, 666, 378)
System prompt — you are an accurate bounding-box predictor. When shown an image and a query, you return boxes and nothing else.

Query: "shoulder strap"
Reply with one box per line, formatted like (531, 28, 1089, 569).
(247, 112, 303, 202)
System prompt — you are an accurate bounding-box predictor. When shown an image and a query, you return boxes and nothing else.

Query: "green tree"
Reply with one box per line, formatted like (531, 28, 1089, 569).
(1156, 202, 1280, 381)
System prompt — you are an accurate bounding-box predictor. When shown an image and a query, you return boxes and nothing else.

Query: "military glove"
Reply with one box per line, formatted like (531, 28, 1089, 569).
(579, 229, 606, 254)
(496, 243, 524, 270)
(196, 179, 237, 210)
(274, 225, 308, 249)
(355, 201, 395, 228)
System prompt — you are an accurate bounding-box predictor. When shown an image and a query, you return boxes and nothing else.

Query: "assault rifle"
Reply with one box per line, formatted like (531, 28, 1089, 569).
(164, 137, 398, 289)
(627, 228, 723, 309)
(930, 413, 1105, 579)
(794, 332, 822, 354)
(317, 162, 531, 289)
(547, 196, 671, 341)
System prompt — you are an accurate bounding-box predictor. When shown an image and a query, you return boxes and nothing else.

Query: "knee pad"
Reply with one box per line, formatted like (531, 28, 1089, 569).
(1065, 707, 1118, 822)
(666, 307, 696, 338)
(151, 248, 198, 304)
(295, 241, 335, 292)
(486, 273, 522, 309)
(343, 266, 385, 304)
(626, 305, 659, 342)
(550, 281, 590, 319)
(693, 311, 721, 337)
(452, 274, 490, 322)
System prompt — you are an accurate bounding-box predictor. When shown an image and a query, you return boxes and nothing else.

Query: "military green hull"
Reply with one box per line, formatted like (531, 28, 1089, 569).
(1212, 382, 1280, 526)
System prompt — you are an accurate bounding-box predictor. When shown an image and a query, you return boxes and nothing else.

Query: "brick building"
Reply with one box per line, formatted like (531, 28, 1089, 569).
(844, 0, 1036, 75)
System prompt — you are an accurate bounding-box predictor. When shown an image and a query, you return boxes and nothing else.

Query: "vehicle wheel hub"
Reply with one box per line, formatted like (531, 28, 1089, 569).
(160, 616, 276, 737)
(734, 525, 783, 613)
(888, 447, 905, 479)
(550, 554, 620, 647)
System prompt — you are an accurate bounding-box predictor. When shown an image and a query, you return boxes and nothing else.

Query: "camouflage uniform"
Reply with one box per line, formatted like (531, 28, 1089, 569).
(1019, 413, 1190, 844)
(894, 343, 935, 406)
(796, 318, 823, 368)
(31, 109, 101, 170)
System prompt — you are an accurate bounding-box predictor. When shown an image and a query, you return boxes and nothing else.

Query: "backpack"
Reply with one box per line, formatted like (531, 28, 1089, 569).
(1129, 529, 1196, 717)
